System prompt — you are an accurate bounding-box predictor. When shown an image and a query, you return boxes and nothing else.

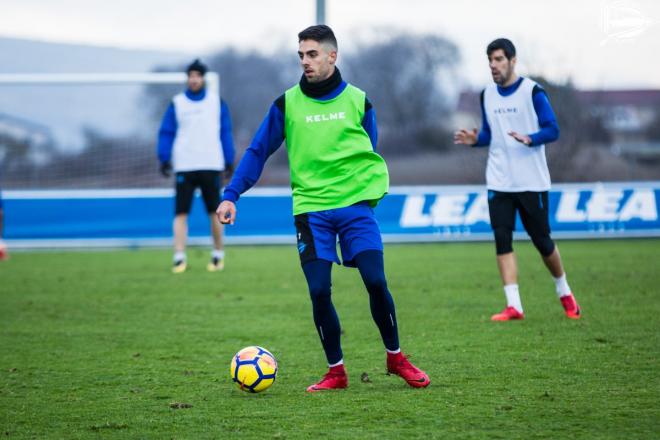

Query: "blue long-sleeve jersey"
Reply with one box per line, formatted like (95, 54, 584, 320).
(474, 77, 559, 147)
(157, 88, 235, 166)
(223, 80, 378, 203)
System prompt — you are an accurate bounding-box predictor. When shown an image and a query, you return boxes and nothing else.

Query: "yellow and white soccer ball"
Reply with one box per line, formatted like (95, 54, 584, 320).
(230, 346, 278, 393)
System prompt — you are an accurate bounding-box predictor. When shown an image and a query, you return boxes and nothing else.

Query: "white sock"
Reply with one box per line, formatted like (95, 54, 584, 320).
(504, 284, 523, 313)
(328, 359, 344, 368)
(386, 348, 401, 355)
(173, 251, 186, 263)
(553, 274, 572, 298)
(212, 249, 225, 260)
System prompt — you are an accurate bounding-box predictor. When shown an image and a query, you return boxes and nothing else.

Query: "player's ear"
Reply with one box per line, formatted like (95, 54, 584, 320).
(328, 49, 338, 65)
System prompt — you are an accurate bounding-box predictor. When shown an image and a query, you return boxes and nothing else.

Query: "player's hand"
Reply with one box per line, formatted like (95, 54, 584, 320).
(216, 200, 236, 225)
(508, 131, 532, 146)
(160, 161, 172, 177)
(453, 128, 478, 145)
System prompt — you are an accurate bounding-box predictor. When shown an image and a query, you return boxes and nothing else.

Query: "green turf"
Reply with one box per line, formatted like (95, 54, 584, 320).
(1, 240, 659, 439)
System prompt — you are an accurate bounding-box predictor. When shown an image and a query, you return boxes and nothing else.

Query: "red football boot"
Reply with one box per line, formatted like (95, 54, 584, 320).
(491, 306, 524, 321)
(0, 242, 8, 261)
(560, 293, 581, 319)
(387, 352, 430, 388)
(306, 365, 348, 392)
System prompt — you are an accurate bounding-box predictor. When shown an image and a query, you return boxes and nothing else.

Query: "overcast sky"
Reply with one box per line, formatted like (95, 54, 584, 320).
(1, 0, 659, 89)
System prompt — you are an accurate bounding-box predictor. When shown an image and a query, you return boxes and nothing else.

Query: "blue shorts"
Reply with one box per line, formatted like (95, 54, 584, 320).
(294, 202, 383, 267)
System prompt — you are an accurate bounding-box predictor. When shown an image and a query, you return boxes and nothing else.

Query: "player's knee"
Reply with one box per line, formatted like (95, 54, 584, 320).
(493, 226, 513, 255)
(307, 280, 331, 301)
(362, 272, 388, 296)
(531, 234, 555, 257)
(308, 283, 332, 315)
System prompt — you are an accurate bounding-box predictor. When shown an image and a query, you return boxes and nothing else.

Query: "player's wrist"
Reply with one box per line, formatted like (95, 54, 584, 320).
(222, 189, 239, 203)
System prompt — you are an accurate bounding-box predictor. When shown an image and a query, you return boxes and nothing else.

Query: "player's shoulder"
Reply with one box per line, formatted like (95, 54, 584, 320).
(484, 81, 500, 94)
(274, 94, 285, 114)
(523, 76, 538, 86)
(521, 77, 541, 94)
(520, 77, 549, 99)
(333, 83, 365, 108)
(482, 83, 498, 100)
(345, 82, 364, 93)
(343, 82, 368, 101)
(203, 90, 220, 105)
(341, 83, 371, 113)
(171, 93, 186, 110)
(530, 81, 547, 97)
(284, 83, 300, 96)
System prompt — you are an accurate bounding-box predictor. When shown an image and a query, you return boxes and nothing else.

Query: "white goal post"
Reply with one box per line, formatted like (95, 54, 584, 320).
(0, 72, 219, 93)
(0, 71, 228, 248)
(0, 71, 221, 190)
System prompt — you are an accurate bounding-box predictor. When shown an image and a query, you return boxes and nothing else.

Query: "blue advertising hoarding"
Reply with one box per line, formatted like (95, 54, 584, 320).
(3, 182, 659, 248)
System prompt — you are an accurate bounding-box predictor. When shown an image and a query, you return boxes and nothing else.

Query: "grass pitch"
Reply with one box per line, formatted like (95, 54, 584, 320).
(0, 239, 658, 439)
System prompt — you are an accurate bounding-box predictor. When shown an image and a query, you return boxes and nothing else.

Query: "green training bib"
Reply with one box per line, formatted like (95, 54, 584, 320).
(284, 83, 389, 215)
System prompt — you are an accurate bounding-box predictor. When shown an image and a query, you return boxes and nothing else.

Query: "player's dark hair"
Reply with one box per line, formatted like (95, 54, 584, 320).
(487, 38, 516, 60)
(186, 58, 208, 76)
(298, 25, 338, 50)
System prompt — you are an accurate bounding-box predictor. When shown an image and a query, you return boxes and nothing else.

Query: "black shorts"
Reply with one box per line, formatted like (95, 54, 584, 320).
(488, 190, 551, 237)
(175, 170, 222, 215)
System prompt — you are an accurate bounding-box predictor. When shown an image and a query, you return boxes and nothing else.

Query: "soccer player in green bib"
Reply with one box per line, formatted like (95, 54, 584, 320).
(217, 25, 430, 392)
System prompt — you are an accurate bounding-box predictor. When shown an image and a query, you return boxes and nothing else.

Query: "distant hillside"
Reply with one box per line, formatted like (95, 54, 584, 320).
(0, 37, 190, 150)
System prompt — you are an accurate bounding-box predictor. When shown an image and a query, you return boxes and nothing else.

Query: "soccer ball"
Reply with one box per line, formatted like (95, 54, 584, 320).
(230, 346, 278, 393)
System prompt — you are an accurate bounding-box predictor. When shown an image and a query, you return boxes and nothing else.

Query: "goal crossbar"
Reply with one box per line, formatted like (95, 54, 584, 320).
(0, 72, 220, 93)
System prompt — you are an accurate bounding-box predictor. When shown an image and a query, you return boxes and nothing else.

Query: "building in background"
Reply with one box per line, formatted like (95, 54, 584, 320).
(455, 87, 660, 164)
(579, 89, 660, 162)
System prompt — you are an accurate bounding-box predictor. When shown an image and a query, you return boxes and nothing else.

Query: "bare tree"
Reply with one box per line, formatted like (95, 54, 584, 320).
(531, 76, 610, 181)
(342, 33, 460, 155)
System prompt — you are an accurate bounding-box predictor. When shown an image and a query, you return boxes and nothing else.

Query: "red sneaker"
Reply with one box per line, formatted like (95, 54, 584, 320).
(0, 243, 8, 261)
(560, 293, 581, 319)
(491, 306, 524, 321)
(306, 365, 348, 392)
(387, 352, 430, 388)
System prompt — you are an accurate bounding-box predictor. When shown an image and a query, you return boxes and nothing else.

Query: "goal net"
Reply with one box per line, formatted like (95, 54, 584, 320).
(0, 72, 220, 189)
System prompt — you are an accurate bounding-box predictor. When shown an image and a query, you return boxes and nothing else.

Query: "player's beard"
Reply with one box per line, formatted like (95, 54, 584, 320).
(492, 65, 512, 86)
(306, 65, 334, 83)
(306, 70, 324, 83)
(189, 82, 204, 92)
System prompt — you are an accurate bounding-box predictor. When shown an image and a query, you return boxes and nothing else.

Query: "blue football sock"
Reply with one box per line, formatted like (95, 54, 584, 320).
(354, 250, 400, 352)
(302, 259, 343, 365)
